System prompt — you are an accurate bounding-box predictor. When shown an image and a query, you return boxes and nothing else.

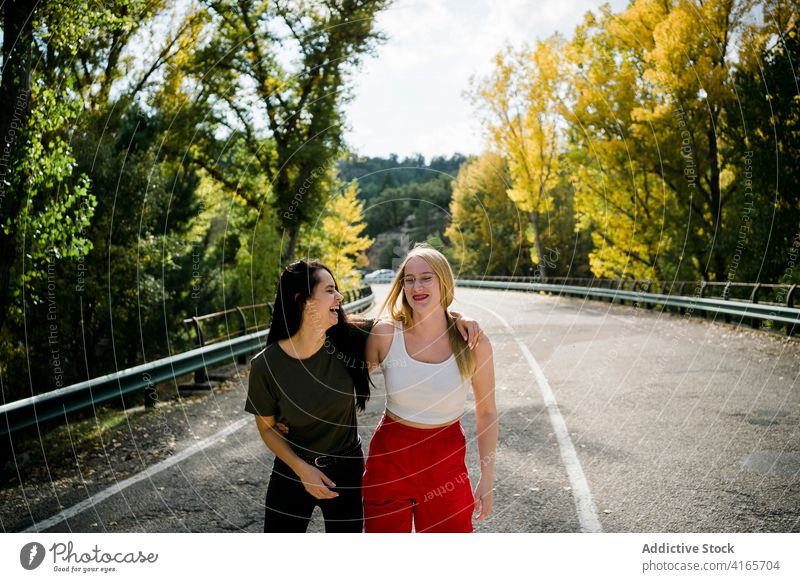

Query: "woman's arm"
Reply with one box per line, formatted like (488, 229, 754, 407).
(365, 319, 394, 375)
(470, 336, 498, 520)
(254, 415, 338, 499)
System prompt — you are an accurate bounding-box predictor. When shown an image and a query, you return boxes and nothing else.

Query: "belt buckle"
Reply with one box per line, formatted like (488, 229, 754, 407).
(314, 455, 333, 468)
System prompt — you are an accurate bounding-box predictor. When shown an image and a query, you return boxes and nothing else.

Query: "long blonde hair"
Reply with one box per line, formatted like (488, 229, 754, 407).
(380, 243, 476, 380)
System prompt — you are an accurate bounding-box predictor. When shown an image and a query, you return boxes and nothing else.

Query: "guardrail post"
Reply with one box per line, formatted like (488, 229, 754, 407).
(750, 284, 761, 330)
(191, 316, 210, 384)
(788, 285, 797, 336)
(698, 282, 707, 320)
(613, 279, 622, 304)
(723, 281, 732, 323)
(235, 307, 248, 364)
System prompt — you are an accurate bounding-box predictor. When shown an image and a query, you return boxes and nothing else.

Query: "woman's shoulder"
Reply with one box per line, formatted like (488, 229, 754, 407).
(248, 347, 274, 387)
(472, 332, 493, 360)
(250, 343, 281, 367)
(366, 318, 398, 359)
(250, 346, 268, 365)
(370, 317, 399, 336)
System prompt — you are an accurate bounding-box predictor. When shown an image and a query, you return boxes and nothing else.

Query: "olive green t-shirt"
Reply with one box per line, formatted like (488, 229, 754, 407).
(244, 341, 359, 457)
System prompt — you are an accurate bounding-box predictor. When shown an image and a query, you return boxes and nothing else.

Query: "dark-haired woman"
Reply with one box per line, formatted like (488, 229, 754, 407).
(244, 259, 368, 532)
(244, 259, 480, 533)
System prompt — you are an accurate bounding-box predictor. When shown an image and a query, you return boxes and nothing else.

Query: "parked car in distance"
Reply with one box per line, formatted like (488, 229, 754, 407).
(364, 269, 396, 283)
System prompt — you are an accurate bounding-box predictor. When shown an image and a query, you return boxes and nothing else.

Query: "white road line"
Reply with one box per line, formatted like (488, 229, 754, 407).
(466, 301, 604, 533)
(24, 417, 251, 533)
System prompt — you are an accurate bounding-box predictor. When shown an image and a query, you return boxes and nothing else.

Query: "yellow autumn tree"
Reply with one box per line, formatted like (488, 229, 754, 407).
(298, 178, 372, 290)
(470, 36, 565, 276)
(563, 2, 674, 280)
(637, 0, 757, 281)
(445, 152, 532, 276)
(564, 0, 758, 281)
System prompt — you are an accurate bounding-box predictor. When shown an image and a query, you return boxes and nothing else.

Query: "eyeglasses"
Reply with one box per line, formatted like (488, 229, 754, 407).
(402, 274, 437, 288)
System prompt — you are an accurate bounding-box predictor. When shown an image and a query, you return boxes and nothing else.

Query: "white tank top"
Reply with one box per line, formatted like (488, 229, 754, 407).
(380, 320, 470, 424)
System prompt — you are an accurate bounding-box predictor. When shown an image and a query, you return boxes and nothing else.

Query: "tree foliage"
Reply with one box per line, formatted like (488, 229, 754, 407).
(468, 0, 798, 284)
(193, 0, 388, 262)
(445, 153, 533, 276)
(299, 178, 372, 287)
(0, 0, 390, 401)
(470, 37, 567, 275)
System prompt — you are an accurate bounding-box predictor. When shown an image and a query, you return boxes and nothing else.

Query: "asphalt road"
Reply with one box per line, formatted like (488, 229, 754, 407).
(4, 284, 799, 533)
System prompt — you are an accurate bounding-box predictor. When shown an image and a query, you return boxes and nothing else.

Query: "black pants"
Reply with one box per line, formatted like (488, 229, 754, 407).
(263, 449, 364, 533)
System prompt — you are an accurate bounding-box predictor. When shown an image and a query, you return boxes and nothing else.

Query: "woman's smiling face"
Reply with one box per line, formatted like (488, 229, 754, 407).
(303, 268, 344, 331)
(402, 256, 441, 315)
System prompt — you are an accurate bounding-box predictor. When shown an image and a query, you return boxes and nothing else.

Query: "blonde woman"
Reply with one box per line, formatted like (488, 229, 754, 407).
(363, 244, 498, 532)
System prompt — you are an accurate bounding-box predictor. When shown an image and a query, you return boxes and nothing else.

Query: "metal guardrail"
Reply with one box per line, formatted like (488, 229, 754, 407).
(470, 276, 798, 306)
(180, 286, 373, 381)
(181, 287, 372, 351)
(0, 287, 374, 438)
(455, 279, 800, 333)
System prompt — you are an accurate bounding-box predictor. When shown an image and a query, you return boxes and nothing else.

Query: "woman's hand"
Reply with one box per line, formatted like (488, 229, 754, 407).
(450, 310, 484, 350)
(296, 463, 339, 500)
(473, 477, 494, 520)
(275, 422, 289, 434)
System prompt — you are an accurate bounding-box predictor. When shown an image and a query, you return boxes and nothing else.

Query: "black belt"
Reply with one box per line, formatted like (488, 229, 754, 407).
(296, 439, 362, 468)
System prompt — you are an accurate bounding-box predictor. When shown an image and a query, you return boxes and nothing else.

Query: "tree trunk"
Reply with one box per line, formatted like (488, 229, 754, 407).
(283, 225, 300, 266)
(529, 210, 546, 279)
(707, 122, 726, 281)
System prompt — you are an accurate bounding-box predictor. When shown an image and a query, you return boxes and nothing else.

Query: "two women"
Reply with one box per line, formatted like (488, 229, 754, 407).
(245, 246, 496, 533)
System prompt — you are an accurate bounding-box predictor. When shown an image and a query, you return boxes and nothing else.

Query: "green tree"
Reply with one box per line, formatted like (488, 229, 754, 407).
(364, 185, 412, 237)
(0, 1, 171, 397)
(409, 175, 453, 241)
(728, 4, 800, 284)
(193, 0, 388, 263)
(0, 1, 139, 334)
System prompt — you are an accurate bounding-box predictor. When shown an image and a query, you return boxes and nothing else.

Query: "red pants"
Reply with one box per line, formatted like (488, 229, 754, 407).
(363, 415, 474, 533)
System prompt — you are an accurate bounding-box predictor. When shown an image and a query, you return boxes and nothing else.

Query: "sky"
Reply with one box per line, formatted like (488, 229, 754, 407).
(342, 0, 630, 161)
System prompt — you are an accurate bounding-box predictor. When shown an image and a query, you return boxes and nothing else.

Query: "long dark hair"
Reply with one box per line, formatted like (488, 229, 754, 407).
(267, 259, 371, 411)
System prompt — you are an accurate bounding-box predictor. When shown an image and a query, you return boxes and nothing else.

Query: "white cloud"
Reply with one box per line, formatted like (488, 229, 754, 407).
(344, 0, 630, 160)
